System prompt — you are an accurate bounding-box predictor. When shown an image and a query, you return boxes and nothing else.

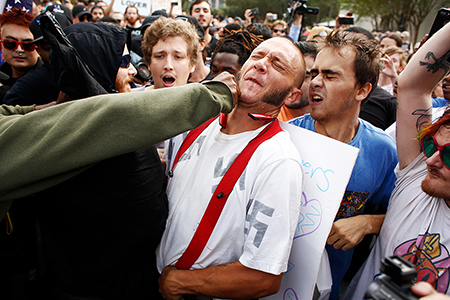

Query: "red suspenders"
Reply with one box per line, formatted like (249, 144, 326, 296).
(170, 117, 283, 270)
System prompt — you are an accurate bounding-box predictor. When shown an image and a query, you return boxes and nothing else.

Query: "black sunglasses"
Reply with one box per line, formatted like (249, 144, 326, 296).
(1, 39, 36, 52)
(79, 14, 92, 22)
(273, 29, 285, 34)
(121, 54, 132, 68)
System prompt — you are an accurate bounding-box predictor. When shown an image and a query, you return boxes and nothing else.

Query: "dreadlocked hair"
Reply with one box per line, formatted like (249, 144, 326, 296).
(212, 29, 263, 67)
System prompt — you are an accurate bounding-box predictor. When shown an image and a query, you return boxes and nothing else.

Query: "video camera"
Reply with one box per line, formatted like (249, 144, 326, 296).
(294, 0, 319, 15)
(365, 256, 419, 300)
(284, 0, 319, 26)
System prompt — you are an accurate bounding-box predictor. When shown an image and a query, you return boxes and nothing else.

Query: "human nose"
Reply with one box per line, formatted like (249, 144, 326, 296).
(164, 56, 174, 70)
(310, 73, 322, 87)
(16, 42, 24, 52)
(129, 63, 137, 76)
(253, 58, 268, 73)
(426, 150, 444, 169)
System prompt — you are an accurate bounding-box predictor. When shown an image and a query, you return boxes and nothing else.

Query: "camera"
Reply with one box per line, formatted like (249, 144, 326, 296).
(339, 17, 354, 25)
(293, 0, 319, 15)
(249, 7, 259, 17)
(365, 256, 419, 300)
(134, 61, 152, 83)
(284, 0, 319, 26)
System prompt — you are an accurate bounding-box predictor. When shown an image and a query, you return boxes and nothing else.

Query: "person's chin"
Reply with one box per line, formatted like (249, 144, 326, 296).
(421, 177, 448, 199)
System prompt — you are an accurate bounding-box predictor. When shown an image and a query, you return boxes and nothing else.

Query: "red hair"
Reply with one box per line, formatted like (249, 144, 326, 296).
(0, 8, 34, 28)
(417, 107, 450, 142)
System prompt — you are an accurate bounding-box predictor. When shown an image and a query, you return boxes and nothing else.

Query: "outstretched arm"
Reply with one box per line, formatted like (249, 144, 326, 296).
(0, 79, 236, 215)
(396, 23, 450, 169)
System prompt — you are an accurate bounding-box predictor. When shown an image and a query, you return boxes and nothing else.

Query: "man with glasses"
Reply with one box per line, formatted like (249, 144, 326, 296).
(0, 8, 42, 102)
(343, 21, 450, 299)
(2, 5, 73, 106)
(72, 4, 92, 23)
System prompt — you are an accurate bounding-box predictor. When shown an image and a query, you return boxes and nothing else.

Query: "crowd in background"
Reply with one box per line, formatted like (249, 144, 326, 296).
(1, 0, 450, 300)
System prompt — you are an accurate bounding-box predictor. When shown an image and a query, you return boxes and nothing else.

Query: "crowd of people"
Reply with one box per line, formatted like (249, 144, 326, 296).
(1, 0, 450, 300)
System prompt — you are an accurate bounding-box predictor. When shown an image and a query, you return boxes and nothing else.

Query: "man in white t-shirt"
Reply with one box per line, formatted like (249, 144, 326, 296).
(343, 22, 450, 299)
(157, 37, 305, 300)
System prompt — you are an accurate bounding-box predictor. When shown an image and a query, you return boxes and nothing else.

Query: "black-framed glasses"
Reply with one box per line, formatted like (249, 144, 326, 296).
(121, 54, 132, 68)
(273, 29, 285, 34)
(421, 134, 450, 169)
(1, 39, 36, 52)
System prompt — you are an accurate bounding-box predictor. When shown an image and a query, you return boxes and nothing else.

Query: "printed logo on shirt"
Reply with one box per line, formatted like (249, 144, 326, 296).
(336, 190, 370, 219)
(179, 136, 206, 162)
(394, 233, 450, 293)
(244, 199, 275, 248)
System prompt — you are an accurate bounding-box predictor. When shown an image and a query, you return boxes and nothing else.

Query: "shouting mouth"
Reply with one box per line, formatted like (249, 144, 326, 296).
(162, 75, 176, 87)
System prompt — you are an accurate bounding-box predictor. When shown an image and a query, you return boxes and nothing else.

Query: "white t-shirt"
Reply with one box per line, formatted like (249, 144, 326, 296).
(157, 120, 303, 275)
(343, 154, 450, 299)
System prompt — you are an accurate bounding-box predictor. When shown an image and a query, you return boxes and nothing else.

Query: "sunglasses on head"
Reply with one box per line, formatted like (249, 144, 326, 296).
(421, 134, 450, 169)
(121, 54, 132, 68)
(1, 39, 36, 52)
(273, 29, 285, 34)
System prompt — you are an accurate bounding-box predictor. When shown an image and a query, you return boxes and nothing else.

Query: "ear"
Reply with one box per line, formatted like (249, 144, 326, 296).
(199, 40, 207, 51)
(190, 64, 196, 73)
(284, 87, 302, 106)
(355, 82, 372, 103)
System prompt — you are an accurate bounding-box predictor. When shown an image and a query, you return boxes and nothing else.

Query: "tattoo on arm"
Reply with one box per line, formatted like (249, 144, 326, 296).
(218, 261, 238, 268)
(419, 50, 450, 75)
(412, 107, 432, 131)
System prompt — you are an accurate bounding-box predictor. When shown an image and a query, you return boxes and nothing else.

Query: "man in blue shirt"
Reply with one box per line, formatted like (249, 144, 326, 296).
(290, 30, 398, 299)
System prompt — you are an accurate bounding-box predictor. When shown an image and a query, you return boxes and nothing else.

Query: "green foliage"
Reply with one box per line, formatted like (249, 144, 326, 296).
(341, 0, 450, 44)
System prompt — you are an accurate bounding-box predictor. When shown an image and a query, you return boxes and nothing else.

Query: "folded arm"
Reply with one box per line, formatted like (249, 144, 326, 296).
(159, 261, 282, 300)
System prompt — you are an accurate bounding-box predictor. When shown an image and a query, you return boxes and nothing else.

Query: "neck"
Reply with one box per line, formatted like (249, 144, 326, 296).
(221, 104, 278, 135)
(287, 106, 311, 119)
(190, 62, 209, 82)
(314, 117, 359, 144)
(204, 30, 212, 44)
(378, 73, 392, 87)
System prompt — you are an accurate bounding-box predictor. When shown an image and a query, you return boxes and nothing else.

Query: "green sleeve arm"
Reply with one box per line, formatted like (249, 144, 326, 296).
(0, 82, 233, 215)
(0, 104, 35, 115)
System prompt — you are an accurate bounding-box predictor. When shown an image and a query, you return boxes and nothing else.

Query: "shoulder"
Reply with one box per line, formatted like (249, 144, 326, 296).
(254, 129, 301, 166)
(289, 114, 314, 129)
(355, 119, 396, 147)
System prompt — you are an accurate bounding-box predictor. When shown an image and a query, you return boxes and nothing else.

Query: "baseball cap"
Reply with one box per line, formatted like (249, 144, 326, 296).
(140, 16, 160, 35)
(175, 15, 205, 41)
(72, 4, 92, 18)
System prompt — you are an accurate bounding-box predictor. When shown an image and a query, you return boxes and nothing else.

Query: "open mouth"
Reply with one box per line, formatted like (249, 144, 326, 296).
(162, 75, 175, 87)
(311, 95, 323, 103)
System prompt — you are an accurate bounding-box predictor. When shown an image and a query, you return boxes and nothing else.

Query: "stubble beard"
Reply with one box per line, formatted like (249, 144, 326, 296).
(421, 176, 450, 202)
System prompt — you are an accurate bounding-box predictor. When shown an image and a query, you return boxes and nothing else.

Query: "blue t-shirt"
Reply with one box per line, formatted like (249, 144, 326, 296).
(289, 114, 398, 299)
(432, 97, 449, 108)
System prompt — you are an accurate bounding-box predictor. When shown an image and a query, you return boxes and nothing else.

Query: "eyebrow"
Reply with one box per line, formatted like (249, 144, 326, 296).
(311, 68, 341, 76)
(5, 36, 33, 41)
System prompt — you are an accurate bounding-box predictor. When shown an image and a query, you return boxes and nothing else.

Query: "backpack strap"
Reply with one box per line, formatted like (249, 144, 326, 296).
(175, 119, 283, 270)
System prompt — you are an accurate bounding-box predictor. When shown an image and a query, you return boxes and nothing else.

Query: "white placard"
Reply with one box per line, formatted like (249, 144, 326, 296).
(264, 122, 359, 300)
(104, 0, 151, 16)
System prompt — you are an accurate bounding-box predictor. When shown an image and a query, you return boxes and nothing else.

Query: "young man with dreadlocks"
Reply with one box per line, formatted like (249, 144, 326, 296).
(343, 21, 450, 299)
(210, 29, 263, 79)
